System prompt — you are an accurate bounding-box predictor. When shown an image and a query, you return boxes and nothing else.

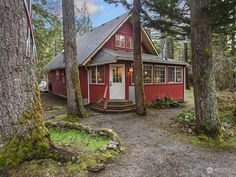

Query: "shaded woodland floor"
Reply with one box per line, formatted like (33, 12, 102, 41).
(41, 92, 236, 177)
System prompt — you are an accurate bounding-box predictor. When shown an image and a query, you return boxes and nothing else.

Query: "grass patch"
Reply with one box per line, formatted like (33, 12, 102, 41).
(9, 127, 121, 177)
(49, 128, 110, 151)
(177, 132, 236, 149)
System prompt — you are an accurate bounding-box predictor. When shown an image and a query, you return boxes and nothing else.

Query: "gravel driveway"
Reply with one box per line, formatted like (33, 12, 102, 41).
(80, 101, 236, 177)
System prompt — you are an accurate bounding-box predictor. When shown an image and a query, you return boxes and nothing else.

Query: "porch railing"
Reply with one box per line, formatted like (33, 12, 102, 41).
(103, 85, 109, 110)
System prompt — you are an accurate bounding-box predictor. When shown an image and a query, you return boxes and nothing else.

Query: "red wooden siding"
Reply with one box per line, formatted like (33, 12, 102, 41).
(48, 67, 88, 99)
(142, 65, 184, 101)
(104, 21, 148, 53)
(48, 69, 67, 95)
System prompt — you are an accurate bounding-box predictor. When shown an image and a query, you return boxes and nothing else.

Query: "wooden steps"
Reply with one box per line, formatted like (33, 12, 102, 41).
(91, 99, 136, 113)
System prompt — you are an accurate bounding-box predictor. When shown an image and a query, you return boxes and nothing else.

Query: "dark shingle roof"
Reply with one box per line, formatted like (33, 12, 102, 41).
(88, 48, 188, 66)
(46, 12, 131, 70)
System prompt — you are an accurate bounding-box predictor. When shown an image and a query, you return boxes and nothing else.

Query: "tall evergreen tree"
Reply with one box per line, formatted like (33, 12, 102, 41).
(133, 0, 146, 115)
(62, 0, 87, 117)
(190, 0, 221, 137)
(0, 0, 51, 170)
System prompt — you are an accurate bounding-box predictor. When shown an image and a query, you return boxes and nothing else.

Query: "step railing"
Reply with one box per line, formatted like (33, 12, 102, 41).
(103, 85, 109, 110)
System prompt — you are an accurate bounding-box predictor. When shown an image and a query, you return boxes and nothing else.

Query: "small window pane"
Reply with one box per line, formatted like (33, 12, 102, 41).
(97, 65, 104, 83)
(90, 66, 96, 83)
(143, 65, 152, 83)
(113, 66, 122, 83)
(115, 34, 125, 48)
(154, 66, 166, 83)
(126, 36, 133, 49)
(176, 67, 182, 82)
(168, 67, 175, 82)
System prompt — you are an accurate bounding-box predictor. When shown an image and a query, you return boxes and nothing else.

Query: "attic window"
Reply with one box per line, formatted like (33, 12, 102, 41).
(115, 34, 125, 48)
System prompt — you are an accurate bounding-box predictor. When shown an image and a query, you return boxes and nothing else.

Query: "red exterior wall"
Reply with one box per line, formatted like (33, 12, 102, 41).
(48, 67, 88, 99)
(88, 61, 185, 103)
(104, 21, 148, 54)
(48, 69, 67, 95)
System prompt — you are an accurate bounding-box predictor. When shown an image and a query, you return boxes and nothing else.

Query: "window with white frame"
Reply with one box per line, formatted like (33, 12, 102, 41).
(90, 65, 105, 84)
(154, 65, 166, 83)
(168, 66, 182, 83)
(175, 67, 182, 82)
(126, 36, 133, 49)
(143, 65, 153, 83)
(115, 34, 125, 48)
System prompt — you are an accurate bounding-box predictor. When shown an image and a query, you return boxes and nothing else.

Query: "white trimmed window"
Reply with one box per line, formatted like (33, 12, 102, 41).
(115, 34, 125, 48)
(154, 65, 166, 83)
(175, 67, 182, 82)
(126, 36, 133, 49)
(90, 65, 105, 84)
(143, 65, 153, 84)
(168, 66, 182, 83)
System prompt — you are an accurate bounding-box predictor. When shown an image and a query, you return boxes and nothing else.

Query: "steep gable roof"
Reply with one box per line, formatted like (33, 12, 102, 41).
(77, 12, 132, 65)
(46, 13, 131, 70)
(46, 12, 159, 70)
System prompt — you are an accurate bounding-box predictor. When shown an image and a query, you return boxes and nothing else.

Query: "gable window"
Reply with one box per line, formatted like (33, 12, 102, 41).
(143, 65, 153, 84)
(115, 34, 125, 48)
(126, 36, 133, 49)
(168, 66, 182, 83)
(154, 65, 166, 83)
(90, 65, 105, 84)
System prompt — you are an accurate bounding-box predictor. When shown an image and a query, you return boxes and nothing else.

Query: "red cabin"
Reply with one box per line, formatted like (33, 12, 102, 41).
(46, 13, 188, 109)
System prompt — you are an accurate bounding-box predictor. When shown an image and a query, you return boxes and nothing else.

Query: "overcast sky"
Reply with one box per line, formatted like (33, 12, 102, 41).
(76, 0, 128, 27)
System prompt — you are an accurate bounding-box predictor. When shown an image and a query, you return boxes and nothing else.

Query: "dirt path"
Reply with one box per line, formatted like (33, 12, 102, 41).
(41, 93, 236, 177)
(80, 101, 236, 177)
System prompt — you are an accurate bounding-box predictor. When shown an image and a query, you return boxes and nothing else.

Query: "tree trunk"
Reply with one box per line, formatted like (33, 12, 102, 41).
(62, 0, 87, 118)
(0, 0, 51, 169)
(184, 42, 190, 90)
(133, 0, 146, 115)
(190, 0, 221, 137)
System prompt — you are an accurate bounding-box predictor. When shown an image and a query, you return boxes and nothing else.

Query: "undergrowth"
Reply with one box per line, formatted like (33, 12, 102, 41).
(174, 93, 236, 148)
(148, 96, 184, 109)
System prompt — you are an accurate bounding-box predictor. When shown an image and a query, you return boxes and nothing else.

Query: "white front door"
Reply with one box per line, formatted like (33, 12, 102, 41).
(109, 64, 125, 99)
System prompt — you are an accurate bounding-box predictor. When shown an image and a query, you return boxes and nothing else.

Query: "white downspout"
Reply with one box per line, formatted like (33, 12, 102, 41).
(85, 66, 90, 104)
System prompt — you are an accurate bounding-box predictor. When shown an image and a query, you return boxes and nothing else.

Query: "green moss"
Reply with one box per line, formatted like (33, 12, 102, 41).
(0, 85, 51, 170)
(49, 128, 110, 151)
(53, 114, 80, 123)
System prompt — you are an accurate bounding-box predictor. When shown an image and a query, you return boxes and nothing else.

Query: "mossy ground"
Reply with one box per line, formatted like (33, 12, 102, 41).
(49, 128, 110, 151)
(174, 90, 236, 148)
(6, 115, 121, 177)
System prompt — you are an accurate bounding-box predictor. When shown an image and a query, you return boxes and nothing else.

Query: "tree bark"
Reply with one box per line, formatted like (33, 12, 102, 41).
(133, 0, 146, 115)
(190, 0, 221, 137)
(0, 0, 51, 169)
(62, 0, 87, 117)
(184, 42, 190, 90)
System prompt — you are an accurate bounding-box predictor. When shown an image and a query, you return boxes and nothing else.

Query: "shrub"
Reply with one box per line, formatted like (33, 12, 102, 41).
(152, 96, 184, 109)
(176, 109, 196, 129)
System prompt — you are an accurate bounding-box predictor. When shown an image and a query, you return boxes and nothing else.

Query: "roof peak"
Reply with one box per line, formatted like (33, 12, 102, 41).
(79, 12, 131, 37)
